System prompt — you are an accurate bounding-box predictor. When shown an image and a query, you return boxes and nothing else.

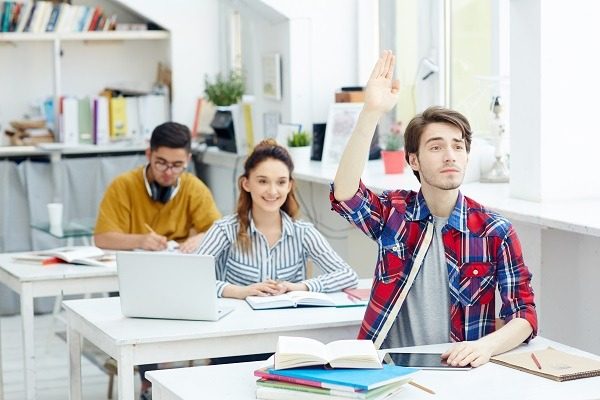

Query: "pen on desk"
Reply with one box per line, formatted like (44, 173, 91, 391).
(531, 352, 542, 369)
(409, 381, 435, 395)
(143, 223, 155, 234)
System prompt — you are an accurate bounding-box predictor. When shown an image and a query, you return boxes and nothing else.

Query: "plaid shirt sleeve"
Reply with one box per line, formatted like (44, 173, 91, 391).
(496, 224, 538, 340)
(330, 180, 390, 241)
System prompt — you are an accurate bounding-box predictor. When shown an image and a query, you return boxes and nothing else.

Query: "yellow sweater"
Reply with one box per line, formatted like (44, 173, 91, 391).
(95, 166, 221, 241)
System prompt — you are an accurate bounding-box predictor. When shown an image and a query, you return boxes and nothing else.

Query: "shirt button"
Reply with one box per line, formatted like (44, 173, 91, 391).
(472, 269, 479, 275)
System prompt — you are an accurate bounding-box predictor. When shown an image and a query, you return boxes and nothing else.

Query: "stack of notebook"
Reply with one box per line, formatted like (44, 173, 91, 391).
(254, 365, 417, 400)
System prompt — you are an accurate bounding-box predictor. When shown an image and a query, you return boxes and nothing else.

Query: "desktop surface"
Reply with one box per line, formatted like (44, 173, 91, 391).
(146, 337, 600, 400)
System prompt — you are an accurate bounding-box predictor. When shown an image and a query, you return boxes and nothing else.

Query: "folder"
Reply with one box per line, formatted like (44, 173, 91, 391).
(109, 97, 127, 139)
(491, 347, 600, 381)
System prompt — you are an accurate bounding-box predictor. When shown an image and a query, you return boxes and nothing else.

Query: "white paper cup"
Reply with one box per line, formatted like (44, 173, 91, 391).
(47, 203, 63, 235)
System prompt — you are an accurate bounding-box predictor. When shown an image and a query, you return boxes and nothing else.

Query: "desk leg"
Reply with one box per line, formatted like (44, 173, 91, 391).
(0, 316, 4, 400)
(68, 326, 82, 400)
(20, 284, 35, 400)
(117, 348, 135, 400)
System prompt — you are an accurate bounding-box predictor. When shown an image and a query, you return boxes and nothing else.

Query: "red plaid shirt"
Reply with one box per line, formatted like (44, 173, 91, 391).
(330, 181, 537, 344)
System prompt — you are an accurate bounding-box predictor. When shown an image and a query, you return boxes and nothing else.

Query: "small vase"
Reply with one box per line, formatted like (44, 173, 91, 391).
(287, 146, 311, 163)
(381, 150, 405, 174)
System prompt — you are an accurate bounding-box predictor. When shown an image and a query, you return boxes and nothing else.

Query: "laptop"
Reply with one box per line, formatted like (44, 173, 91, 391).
(117, 251, 233, 321)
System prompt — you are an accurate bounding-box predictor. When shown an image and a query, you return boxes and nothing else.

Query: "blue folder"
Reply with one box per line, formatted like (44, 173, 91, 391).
(267, 364, 418, 391)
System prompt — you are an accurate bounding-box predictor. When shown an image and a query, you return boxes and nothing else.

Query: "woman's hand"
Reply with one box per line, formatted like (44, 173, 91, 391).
(223, 281, 284, 299)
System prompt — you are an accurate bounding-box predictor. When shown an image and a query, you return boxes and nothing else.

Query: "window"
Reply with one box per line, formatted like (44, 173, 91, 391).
(384, 0, 509, 137)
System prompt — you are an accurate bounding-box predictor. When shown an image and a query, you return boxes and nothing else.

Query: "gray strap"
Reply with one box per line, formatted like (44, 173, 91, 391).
(374, 221, 434, 349)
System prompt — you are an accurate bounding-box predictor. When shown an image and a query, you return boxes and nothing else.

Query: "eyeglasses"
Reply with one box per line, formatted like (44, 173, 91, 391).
(153, 160, 187, 174)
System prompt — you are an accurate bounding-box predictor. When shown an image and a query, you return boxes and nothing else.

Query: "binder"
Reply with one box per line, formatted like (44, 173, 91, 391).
(78, 97, 93, 144)
(93, 96, 110, 145)
(60, 97, 79, 146)
(109, 97, 127, 139)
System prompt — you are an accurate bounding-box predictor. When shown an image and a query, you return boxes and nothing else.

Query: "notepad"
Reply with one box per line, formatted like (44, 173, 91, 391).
(491, 347, 600, 381)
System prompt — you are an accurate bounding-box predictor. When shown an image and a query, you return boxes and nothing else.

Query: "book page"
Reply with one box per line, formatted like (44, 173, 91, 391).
(246, 293, 294, 310)
(38, 246, 104, 262)
(327, 340, 382, 369)
(286, 291, 334, 306)
(275, 336, 329, 370)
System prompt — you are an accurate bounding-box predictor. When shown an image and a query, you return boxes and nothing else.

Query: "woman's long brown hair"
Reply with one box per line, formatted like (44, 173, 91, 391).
(236, 139, 300, 253)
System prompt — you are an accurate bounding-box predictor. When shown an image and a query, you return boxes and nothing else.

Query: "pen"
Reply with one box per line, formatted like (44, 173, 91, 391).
(144, 223, 156, 234)
(409, 380, 436, 395)
(531, 352, 542, 369)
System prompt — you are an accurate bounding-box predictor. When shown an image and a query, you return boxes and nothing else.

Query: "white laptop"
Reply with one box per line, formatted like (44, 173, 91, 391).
(117, 251, 233, 321)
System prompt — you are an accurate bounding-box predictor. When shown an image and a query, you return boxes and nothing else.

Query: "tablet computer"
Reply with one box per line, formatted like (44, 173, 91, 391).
(383, 352, 472, 370)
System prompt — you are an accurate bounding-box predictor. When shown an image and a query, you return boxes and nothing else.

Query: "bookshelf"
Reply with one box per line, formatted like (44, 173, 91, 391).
(0, 30, 170, 42)
(0, 1, 171, 147)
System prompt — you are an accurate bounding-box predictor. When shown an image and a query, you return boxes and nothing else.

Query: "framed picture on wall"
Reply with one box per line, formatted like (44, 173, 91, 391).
(262, 53, 282, 100)
(321, 102, 364, 166)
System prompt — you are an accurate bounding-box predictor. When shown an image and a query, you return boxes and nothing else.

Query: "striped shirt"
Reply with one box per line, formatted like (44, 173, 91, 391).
(330, 180, 537, 344)
(197, 211, 359, 297)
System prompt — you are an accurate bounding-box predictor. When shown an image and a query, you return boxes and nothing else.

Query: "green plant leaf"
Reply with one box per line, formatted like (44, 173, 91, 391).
(287, 131, 311, 147)
(204, 71, 246, 106)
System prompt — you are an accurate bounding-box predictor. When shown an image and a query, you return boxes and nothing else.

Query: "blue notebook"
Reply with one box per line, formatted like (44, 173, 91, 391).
(267, 364, 418, 391)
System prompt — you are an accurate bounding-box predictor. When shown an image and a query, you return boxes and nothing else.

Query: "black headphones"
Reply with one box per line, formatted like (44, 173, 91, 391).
(143, 165, 180, 203)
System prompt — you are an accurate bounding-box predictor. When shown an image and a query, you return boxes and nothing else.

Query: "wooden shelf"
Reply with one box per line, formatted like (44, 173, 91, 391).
(0, 30, 170, 43)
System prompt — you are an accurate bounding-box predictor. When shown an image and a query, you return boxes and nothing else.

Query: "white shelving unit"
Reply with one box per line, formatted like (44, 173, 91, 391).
(0, 30, 170, 42)
(0, 8, 171, 147)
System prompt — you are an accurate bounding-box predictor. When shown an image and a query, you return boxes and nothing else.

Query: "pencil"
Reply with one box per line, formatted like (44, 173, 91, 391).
(409, 380, 436, 395)
(143, 223, 155, 234)
(531, 352, 542, 369)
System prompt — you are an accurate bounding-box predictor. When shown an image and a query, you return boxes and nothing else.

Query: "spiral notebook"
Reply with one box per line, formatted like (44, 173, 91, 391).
(491, 347, 600, 382)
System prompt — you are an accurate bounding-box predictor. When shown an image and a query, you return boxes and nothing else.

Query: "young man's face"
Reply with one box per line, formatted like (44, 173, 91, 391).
(409, 122, 468, 192)
(145, 147, 190, 187)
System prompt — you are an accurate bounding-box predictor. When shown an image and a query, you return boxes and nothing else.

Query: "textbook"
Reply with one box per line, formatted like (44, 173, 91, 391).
(256, 379, 407, 400)
(264, 364, 417, 392)
(343, 288, 371, 301)
(246, 291, 365, 310)
(13, 246, 112, 267)
(491, 347, 600, 381)
(274, 336, 382, 370)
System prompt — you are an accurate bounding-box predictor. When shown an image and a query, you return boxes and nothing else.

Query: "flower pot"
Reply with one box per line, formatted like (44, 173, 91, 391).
(381, 150, 405, 174)
(287, 146, 311, 163)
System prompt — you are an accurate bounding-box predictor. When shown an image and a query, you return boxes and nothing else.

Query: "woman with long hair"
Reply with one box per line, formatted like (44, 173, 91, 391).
(197, 139, 358, 299)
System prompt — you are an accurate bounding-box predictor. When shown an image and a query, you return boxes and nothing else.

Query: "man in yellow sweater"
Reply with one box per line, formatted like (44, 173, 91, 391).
(94, 121, 221, 254)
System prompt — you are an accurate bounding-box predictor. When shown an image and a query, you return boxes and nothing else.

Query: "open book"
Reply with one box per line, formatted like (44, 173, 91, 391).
(274, 336, 382, 370)
(246, 291, 366, 310)
(491, 347, 600, 381)
(13, 246, 113, 267)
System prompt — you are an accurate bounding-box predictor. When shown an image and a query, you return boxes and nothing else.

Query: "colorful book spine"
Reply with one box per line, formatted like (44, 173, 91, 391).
(254, 368, 357, 393)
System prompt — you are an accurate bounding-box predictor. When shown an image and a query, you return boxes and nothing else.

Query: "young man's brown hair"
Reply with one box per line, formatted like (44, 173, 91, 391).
(404, 106, 473, 182)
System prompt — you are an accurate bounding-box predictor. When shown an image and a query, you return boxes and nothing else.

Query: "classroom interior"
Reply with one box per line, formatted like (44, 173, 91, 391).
(1, 0, 600, 399)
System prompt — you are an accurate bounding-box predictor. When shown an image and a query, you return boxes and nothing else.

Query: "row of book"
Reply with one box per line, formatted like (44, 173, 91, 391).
(253, 336, 417, 400)
(0, 1, 118, 33)
(58, 92, 168, 146)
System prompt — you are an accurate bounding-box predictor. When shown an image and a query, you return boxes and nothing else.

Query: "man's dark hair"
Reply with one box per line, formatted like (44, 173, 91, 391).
(150, 122, 192, 152)
(404, 106, 472, 182)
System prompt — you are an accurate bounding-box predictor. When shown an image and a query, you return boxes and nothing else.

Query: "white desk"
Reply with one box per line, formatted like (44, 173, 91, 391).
(146, 337, 600, 400)
(0, 253, 118, 400)
(63, 295, 366, 400)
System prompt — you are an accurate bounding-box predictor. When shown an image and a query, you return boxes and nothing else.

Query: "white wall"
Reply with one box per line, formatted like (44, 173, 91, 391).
(511, 0, 600, 201)
(236, 0, 367, 136)
(115, 0, 221, 126)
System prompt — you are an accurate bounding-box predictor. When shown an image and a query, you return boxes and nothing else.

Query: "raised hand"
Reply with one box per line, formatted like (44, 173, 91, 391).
(364, 50, 400, 115)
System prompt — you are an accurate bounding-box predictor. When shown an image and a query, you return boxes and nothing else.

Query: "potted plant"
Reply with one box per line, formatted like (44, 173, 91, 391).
(204, 70, 245, 107)
(287, 130, 312, 162)
(381, 121, 405, 174)
(204, 71, 246, 153)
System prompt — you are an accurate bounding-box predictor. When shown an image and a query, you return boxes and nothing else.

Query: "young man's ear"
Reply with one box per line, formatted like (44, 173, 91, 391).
(408, 153, 419, 171)
(145, 148, 152, 161)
